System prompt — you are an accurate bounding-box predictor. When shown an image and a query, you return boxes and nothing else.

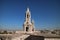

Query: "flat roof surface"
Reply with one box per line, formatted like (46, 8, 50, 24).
(0, 32, 60, 38)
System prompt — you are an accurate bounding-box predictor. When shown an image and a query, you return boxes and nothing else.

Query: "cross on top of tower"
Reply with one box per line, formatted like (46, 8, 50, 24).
(27, 7, 30, 12)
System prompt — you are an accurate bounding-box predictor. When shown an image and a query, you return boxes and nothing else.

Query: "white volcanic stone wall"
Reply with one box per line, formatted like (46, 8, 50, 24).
(11, 35, 30, 40)
(45, 38, 60, 40)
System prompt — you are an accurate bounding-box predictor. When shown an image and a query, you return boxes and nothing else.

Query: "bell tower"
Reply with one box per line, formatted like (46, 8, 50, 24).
(23, 8, 35, 33)
(26, 8, 31, 23)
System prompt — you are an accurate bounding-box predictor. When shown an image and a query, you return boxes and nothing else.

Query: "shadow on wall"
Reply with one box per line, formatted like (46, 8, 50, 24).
(25, 35, 44, 40)
(0, 36, 6, 40)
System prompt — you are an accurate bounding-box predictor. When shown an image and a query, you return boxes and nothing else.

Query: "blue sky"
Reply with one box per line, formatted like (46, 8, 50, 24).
(0, 0, 60, 30)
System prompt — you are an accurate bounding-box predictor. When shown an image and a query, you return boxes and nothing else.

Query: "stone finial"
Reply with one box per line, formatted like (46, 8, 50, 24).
(32, 19, 34, 24)
(27, 7, 29, 12)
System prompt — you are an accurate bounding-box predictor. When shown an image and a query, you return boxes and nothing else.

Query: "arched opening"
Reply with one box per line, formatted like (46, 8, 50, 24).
(32, 28, 34, 31)
(26, 27, 29, 32)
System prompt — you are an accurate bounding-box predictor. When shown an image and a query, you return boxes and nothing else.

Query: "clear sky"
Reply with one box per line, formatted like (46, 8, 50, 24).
(0, 0, 60, 30)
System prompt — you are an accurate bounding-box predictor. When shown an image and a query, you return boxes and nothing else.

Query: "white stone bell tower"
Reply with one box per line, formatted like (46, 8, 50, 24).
(23, 8, 35, 33)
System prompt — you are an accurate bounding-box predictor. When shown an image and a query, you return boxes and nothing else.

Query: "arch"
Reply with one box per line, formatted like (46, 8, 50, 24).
(26, 27, 29, 32)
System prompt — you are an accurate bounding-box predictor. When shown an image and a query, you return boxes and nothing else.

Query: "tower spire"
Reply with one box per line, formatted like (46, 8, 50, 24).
(27, 7, 29, 12)
(26, 7, 31, 22)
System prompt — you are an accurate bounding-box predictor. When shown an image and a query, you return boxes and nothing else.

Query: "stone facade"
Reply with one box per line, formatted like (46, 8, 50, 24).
(23, 8, 35, 33)
(45, 38, 60, 40)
